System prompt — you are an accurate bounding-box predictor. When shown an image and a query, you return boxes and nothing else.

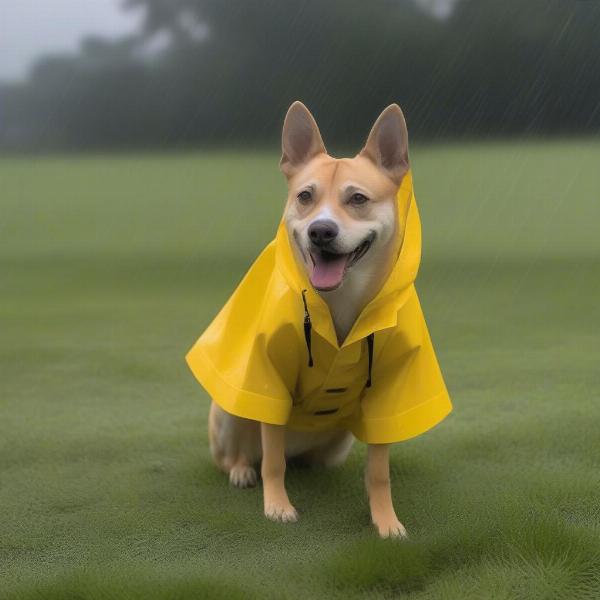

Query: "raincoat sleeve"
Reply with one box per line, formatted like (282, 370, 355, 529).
(185, 245, 299, 425)
(350, 290, 452, 444)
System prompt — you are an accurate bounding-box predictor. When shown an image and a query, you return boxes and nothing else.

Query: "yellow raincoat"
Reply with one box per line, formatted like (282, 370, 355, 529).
(186, 172, 452, 444)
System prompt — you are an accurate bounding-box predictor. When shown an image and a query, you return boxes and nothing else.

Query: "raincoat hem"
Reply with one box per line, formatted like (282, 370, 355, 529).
(348, 390, 452, 444)
(185, 347, 291, 425)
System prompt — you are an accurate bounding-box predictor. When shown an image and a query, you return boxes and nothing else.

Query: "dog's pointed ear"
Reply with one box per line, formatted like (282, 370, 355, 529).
(359, 104, 409, 185)
(280, 101, 327, 178)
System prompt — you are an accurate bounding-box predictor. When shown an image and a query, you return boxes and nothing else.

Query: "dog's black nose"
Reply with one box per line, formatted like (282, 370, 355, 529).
(308, 220, 339, 246)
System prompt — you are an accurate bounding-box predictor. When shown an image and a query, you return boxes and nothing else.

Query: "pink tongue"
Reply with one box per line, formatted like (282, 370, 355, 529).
(310, 253, 348, 290)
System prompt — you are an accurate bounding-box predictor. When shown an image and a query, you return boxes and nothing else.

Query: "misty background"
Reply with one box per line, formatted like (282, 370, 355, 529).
(1, 0, 600, 151)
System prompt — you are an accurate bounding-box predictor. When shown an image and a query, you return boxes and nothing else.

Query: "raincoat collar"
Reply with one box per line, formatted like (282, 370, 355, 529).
(275, 170, 421, 350)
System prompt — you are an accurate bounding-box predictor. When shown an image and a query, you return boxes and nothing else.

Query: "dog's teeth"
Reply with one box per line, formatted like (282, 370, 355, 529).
(346, 240, 371, 268)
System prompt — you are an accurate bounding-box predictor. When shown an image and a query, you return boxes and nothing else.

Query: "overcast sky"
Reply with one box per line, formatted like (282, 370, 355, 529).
(0, 0, 141, 82)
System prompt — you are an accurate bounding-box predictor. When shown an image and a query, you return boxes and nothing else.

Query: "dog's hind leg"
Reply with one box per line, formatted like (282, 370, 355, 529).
(208, 401, 261, 488)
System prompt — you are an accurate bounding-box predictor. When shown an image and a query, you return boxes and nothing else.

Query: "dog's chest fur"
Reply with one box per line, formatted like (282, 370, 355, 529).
(321, 264, 384, 344)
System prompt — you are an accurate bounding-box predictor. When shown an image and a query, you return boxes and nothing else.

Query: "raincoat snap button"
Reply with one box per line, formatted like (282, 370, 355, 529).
(314, 408, 339, 416)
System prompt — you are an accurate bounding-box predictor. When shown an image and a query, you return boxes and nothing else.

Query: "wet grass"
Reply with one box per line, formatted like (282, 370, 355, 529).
(1, 140, 600, 599)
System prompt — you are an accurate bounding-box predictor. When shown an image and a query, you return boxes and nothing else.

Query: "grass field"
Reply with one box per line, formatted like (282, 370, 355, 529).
(1, 140, 600, 599)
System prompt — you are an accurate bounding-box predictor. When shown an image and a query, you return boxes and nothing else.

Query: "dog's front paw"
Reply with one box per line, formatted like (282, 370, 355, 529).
(264, 500, 298, 523)
(373, 515, 408, 539)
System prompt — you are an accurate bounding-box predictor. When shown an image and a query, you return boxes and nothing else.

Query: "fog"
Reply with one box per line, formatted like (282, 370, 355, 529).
(0, 0, 140, 81)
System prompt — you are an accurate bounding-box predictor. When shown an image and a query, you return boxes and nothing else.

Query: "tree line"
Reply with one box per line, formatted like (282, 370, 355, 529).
(1, 0, 599, 151)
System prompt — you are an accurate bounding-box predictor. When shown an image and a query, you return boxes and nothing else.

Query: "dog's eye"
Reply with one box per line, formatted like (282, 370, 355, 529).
(297, 190, 312, 204)
(349, 192, 369, 206)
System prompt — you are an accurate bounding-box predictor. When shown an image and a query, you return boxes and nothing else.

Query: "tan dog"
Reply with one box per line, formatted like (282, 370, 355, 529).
(208, 102, 410, 538)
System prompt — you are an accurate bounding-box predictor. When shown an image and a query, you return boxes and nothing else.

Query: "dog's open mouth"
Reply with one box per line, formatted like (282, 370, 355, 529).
(309, 234, 375, 291)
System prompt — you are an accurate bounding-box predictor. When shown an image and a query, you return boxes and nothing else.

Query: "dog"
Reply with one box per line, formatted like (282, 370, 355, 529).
(188, 101, 452, 538)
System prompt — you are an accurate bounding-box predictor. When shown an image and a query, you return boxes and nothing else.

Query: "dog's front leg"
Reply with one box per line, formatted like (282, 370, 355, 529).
(365, 443, 407, 538)
(260, 423, 298, 522)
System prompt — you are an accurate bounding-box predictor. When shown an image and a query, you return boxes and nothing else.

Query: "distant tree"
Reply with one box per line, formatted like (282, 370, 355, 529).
(1, 0, 599, 150)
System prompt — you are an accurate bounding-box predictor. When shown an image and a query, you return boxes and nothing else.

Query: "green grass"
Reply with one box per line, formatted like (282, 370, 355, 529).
(1, 140, 600, 599)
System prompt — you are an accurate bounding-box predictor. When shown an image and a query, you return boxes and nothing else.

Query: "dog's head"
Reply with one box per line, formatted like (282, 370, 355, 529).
(281, 102, 409, 292)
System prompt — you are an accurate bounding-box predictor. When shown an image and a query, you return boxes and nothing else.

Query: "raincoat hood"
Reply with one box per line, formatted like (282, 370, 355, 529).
(186, 171, 452, 444)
